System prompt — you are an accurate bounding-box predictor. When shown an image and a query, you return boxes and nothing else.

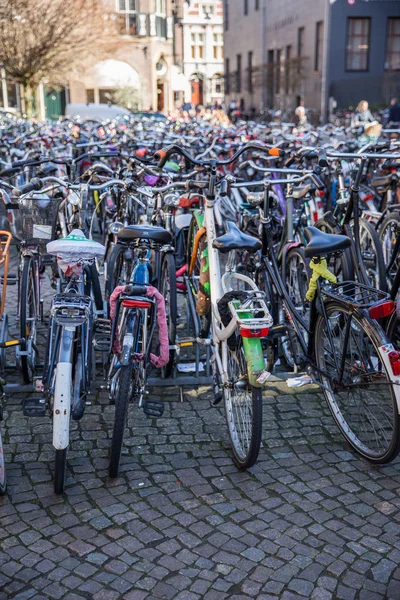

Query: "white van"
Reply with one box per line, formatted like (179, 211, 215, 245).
(65, 103, 131, 120)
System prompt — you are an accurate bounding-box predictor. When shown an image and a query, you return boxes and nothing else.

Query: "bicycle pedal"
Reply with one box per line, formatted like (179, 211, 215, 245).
(94, 318, 112, 335)
(1, 273, 17, 285)
(93, 336, 112, 352)
(143, 399, 164, 418)
(23, 397, 46, 417)
(40, 254, 56, 267)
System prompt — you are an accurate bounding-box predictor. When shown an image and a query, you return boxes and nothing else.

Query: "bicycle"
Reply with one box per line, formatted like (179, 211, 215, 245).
(107, 225, 172, 477)
(40, 229, 106, 494)
(248, 181, 400, 464)
(155, 143, 282, 469)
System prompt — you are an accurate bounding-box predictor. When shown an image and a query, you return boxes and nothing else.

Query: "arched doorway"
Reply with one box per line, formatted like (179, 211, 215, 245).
(190, 74, 204, 106)
(84, 59, 141, 108)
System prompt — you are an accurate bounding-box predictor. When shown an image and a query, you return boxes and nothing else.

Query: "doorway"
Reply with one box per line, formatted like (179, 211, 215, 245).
(157, 82, 165, 112)
(191, 78, 203, 106)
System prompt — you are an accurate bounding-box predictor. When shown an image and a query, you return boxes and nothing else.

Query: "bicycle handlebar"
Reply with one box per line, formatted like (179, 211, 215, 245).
(154, 143, 285, 169)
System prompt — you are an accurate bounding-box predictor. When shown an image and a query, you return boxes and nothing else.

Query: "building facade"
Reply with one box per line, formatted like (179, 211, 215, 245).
(69, 0, 176, 113)
(177, 0, 224, 107)
(223, 0, 400, 120)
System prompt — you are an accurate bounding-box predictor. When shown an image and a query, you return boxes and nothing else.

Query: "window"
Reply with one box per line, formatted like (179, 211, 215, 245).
(255, 0, 259, 9)
(191, 31, 205, 60)
(86, 89, 95, 103)
(315, 21, 324, 72)
(236, 54, 242, 93)
(244, 0, 248, 15)
(346, 18, 370, 71)
(99, 89, 117, 104)
(285, 45, 291, 94)
(225, 57, 230, 94)
(213, 33, 223, 60)
(276, 49, 281, 94)
(212, 74, 224, 95)
(297, 27, 304, 73)
(224, 0, 228, 31)
(153, 0, 166, 14)
(248, 51, 253, 93)
(117, 0, 137, 35)
(386, 18, 400, 71)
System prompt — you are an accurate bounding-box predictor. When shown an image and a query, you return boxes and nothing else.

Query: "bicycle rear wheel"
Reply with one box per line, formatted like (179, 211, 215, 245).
(314, 302, 400, 463)
(105, 244, 132, 301)
(223, 338, 262, 469)
(379, 211, 400, 288)
(352, 218, 386, 291)
(159, 252, 177, 378)
(19, 256, 38, 384)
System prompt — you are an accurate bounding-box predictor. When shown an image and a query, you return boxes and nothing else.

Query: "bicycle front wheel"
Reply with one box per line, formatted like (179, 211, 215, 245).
(20, 256, 38, 384)
(109, 363, 133, 478)
(314, 302, 400, 463)
(224, 338, 262, 469)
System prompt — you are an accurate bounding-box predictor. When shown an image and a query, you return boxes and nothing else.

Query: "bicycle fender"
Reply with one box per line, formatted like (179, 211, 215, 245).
(242, 337, 265, 388)
(121, 332, 134, 366)
(53, 362, 72, 450)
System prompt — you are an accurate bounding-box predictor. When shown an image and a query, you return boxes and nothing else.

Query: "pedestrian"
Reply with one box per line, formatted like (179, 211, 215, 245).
(294, 105, 308, 129)
(352, 100, 381, 138)
(384, 97, 400, 127)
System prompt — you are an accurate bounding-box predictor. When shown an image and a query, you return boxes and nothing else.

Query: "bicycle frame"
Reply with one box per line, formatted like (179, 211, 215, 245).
(188, 169, 271, 387)
(45, 276, 94, 451)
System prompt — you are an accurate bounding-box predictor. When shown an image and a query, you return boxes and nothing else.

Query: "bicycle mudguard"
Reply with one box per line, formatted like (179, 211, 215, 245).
(242, 336, 265, 388)
(53, 362, 72, 450)
(239, 309, 266, 388)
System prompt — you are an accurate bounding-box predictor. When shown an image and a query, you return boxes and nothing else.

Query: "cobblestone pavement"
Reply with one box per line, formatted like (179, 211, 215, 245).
(1, 257, 400, 600)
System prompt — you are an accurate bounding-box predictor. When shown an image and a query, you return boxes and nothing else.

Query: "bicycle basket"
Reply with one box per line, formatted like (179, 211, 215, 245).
(8, 194, 61, 245)
(321, 281, 390, 308)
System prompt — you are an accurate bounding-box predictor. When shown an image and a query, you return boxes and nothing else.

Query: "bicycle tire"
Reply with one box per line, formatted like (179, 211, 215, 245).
(281, 246, 310, 370)
(352, 218, 386, 291)
(0, 424, 6, 495)
(224, 338, 262, 469)
(315, 219, 353, 282)
(379, 211, 400, 288)
(160, 253, 177, 378)
(54, 449, 67, 495)
(109, 363, 133, 478)
(105, 244, 130, 301)
(187, 216, 211, 338)
(314, 301, 400, 464)
(84, 263, 103, 313)
(20, 256, 38, 384)
(256, 268, 277, 371)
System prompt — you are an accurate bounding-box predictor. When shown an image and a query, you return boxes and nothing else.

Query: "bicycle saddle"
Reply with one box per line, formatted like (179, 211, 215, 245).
(212, 222, 262, 254)
(304, 226, 351, 259)
(118, 224, 172, 244)
(371, 174, 394, 187)
(47, 229, 105, 260)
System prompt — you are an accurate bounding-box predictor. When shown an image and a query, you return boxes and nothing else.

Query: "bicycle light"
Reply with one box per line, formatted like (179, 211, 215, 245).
(240, 327, 269, 338)
(369, 301, 395, 320)
(388, 350, 400, 376)
(109, 221, 124, 234)
(51, 295, 91, 327)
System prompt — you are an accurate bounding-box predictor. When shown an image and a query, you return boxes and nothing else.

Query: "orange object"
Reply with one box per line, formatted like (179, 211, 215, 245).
(188, 227, 206, 276)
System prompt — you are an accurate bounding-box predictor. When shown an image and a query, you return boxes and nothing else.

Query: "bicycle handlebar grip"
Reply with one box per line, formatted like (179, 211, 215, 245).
(268, 147, 285, 158)
(154, 149, 168, 169)
(318, 150, 329, 168)
(12, 177, 43, 196)
(311, 173, 325, 190)
(125, 284, 148, 296)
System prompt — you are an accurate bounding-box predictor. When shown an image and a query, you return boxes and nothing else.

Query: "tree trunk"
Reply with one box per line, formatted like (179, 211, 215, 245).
(24, 83, 37, 119)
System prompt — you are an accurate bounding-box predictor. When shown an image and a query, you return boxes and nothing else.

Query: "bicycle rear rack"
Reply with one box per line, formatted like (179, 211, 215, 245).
(321, 281, 390, 309)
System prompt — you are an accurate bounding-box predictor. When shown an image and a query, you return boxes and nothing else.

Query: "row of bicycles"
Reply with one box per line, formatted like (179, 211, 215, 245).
(0, 113, 400, 495)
